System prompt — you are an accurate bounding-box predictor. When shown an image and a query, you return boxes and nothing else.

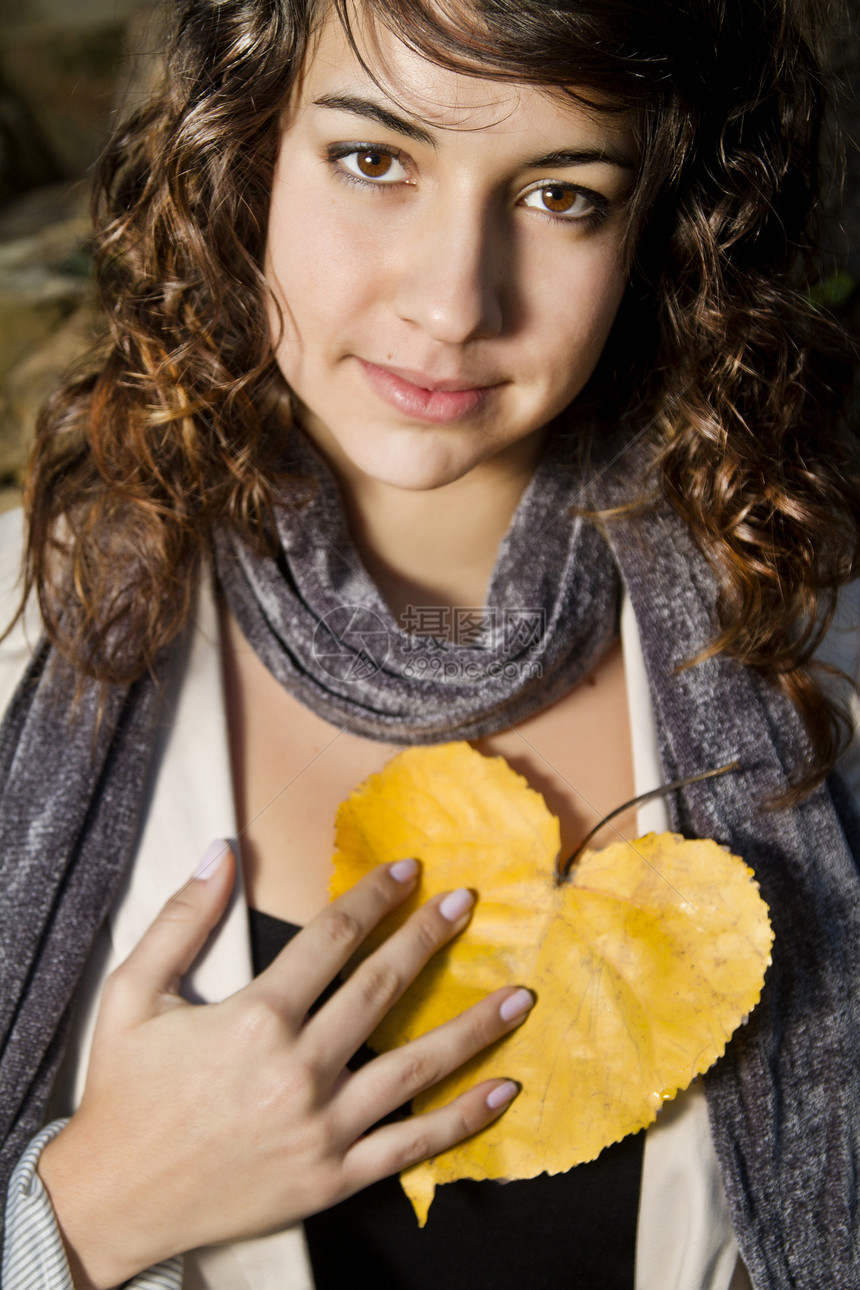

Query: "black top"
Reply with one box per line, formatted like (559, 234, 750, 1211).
(249, 906, 644, 1290)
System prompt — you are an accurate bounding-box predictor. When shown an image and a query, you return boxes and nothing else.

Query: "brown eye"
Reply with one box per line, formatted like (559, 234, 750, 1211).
(356, 150, 393, 178)
(541, 186, 578, 213)
(337, 148, 408, 185)
(521, 184, 595, 220)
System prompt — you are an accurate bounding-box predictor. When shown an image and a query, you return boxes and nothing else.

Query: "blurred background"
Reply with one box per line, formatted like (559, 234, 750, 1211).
(0, 0, 159, 512)
(0, 0, 857, 514)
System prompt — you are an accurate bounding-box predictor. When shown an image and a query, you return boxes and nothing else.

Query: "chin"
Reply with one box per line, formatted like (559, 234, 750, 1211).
(340, 427, 489, 492)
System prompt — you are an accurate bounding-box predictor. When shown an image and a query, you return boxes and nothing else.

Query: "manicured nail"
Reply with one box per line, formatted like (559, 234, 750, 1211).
(439, 887, 474, 922)
(389, 857, 420, 883)
(193, 840, 230, 880)
(499, 988, 534, 1022)
(486, 1080, 519, 1110)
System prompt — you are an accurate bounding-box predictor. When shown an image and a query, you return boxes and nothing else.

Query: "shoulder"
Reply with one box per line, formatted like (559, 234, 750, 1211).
(817, 580, 860, 683)
(0, 506, 25, 593)
(817, 580, 860, 798)
(0, 507, 41, 718)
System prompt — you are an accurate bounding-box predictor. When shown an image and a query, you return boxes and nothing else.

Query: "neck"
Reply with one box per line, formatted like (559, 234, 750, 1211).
(300, 426, 548, 631)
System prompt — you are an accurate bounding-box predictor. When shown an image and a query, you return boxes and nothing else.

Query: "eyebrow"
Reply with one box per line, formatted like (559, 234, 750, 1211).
(313, 94, 637, 171)
(523, 146, 635, 172)
(314, 94, 436, 146)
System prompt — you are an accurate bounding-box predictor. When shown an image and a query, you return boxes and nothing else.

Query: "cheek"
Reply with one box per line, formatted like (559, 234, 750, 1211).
(266, 199, 333, 340)
(266, 182, 388, 354)
(535, 249, 628, 398)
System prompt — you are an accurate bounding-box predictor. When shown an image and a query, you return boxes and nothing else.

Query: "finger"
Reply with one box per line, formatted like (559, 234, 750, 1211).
(303, 887, 477, 1072)
(341, 1078, 521, 1194)
(102, 840, 236, 1026)
(335, 986, 534, 1133)
(250, 858, 421, 1021)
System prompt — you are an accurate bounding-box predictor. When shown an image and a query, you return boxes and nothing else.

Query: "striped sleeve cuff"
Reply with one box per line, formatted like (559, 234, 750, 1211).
(3, 1121, 183, 1290)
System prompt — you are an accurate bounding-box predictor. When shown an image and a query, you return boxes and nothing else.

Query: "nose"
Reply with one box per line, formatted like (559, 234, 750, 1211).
(393, 201, 506, 345)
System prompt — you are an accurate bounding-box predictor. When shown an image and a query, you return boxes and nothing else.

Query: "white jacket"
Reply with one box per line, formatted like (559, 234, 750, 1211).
(3, 506, 858, 1290)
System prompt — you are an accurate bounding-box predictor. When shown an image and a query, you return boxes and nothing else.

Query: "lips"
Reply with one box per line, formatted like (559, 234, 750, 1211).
(357, 358, 502, 424)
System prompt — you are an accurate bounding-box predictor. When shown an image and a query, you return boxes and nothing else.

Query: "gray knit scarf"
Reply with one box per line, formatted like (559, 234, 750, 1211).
(0, 429, 858, 1288)
(213, 429, 619, 741)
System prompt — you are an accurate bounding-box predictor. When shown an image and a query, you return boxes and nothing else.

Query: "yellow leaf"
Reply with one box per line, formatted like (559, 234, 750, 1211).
(330, 742, 773, 1226)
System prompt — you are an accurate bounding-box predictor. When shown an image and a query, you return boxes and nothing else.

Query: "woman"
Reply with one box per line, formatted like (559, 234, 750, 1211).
(1, 0, 858, 1286)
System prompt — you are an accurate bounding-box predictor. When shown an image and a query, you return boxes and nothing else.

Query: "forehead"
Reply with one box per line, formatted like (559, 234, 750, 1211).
(291, 9, 637, 155)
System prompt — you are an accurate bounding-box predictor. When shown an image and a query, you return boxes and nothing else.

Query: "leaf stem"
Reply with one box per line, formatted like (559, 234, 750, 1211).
(556, 759, 742, 884)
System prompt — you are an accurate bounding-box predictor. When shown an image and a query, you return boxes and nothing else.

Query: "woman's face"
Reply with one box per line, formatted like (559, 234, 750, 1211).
(265, 13, 638, 491)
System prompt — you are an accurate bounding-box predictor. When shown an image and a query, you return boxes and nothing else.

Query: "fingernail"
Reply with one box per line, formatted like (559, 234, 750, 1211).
(439, 887, 474, 922)
(500, 988, 534, 1022)
(486, 1080, 519, 1110)
(389, 857, 420, 884)
(193, 840, 230, 880)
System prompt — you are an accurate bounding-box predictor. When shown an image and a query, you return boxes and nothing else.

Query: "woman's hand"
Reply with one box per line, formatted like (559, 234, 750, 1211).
(37, 845, 532, 1289)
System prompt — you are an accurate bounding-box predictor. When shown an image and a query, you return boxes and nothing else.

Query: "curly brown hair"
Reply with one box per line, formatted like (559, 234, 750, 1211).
(19, 0, 860, 794)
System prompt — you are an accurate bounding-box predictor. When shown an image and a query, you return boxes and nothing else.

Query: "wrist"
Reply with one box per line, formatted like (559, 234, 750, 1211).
(37, 1119, 164, 1290)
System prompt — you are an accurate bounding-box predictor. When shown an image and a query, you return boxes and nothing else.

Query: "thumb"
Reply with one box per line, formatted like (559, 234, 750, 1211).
(105, 840, 236, 1025)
